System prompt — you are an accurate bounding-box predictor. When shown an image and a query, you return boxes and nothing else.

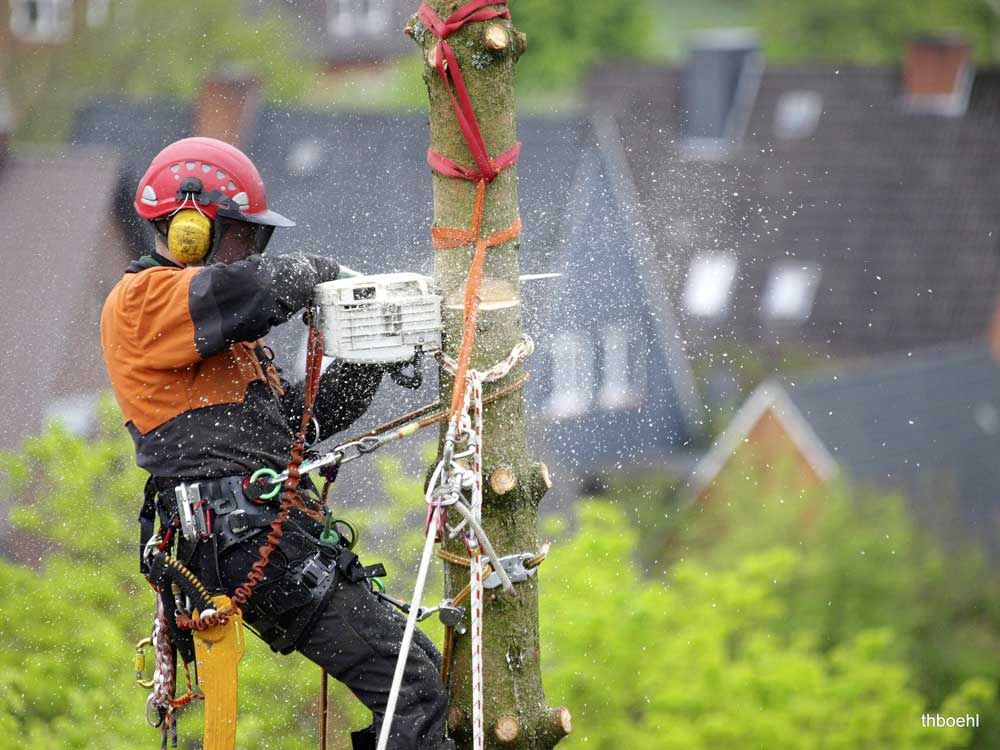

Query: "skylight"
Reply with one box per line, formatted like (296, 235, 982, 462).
(762, 263, 821, 321)
(683, 254, 738, 318)
(547, 332, 594, 419)
(774, 90, 822, 140)
(287, 139, 325, 176)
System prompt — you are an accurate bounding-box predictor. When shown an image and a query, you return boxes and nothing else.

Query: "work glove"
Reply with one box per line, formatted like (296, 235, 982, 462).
(262, 253, 340, 315)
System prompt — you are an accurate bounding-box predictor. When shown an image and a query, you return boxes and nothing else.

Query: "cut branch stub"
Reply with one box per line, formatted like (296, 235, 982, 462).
(543, 707, 572, 743)
(484, 22, 510, 50)
(426, 42, 442, 69)
(494, 716, 520, 744)
(514, 31, 528, 61)
(489, 466, 517, 495)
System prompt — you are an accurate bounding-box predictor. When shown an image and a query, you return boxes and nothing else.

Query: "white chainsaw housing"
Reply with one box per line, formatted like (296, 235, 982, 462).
(314, 273, 443, 364)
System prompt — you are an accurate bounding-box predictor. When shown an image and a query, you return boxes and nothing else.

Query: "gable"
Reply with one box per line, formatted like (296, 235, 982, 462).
(528, 143, 695, 469)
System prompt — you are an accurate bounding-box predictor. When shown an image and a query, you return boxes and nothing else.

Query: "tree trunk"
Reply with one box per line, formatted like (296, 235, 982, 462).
(407, 4, 570, 749)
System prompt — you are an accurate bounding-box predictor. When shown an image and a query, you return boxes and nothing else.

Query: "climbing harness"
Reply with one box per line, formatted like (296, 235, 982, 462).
(136, 319, 326, 749)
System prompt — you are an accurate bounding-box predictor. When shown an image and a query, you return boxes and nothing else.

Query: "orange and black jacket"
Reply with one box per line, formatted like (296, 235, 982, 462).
(100, 252, 382, 479)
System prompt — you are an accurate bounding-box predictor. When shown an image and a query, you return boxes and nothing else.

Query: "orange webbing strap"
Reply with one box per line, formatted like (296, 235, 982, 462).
(432, 180, 522, 418)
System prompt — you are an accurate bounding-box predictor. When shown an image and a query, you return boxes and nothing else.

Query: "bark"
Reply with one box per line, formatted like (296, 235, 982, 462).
(407, 4, 569, 749)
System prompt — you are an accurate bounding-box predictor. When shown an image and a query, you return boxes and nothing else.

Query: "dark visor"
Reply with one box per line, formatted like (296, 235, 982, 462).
(211, 216, 276, 264)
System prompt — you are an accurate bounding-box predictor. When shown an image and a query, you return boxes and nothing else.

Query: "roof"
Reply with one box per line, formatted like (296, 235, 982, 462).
(71, 99, 704, 491)
(586, 61, 1000, 360)
(0, 145, 126, 451)
(688, 343, 1000, 554)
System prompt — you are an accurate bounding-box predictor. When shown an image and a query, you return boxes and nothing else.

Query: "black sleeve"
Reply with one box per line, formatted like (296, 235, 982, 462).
(188, 254, 340, 358)
(281, 361, 384, 441)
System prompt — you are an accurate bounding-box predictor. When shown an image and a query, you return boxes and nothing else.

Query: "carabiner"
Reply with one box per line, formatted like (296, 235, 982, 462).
(135, 637, 155, 690)
(248, 467, 282, 501)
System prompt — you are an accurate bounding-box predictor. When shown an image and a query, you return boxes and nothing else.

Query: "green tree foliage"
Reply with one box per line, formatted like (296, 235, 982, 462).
(754, 0, 1000, 64)
(658, 459, 1000, 748)
(674, 465, 1000, 686)
(1, 417, 997, 747)
(499, 0, 659, 92)
(0, 407, 325, 749)
(541, 500, 997, 749)
(6, 0, 313, 143)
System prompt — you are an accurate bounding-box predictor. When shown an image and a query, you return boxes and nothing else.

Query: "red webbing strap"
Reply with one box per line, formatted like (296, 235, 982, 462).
(418, 0, 520, 183)
(419, 0, 523, 421)
(426, 142, 520, 183)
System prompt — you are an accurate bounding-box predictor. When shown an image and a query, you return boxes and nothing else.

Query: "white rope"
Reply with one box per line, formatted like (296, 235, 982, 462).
(467, 368, 486, 750)
(440, 334, 533, 750)
(377, 500, 446, 750)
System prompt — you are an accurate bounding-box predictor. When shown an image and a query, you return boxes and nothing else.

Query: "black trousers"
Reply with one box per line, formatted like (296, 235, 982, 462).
(212, 529, 453, 750)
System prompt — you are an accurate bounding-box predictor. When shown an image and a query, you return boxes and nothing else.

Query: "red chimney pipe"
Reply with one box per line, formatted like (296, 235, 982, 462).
(192, 71, 260, 149)
(902, 35, 973, 116)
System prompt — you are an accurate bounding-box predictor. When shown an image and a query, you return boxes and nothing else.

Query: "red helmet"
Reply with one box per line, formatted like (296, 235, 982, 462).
(133, 137, 294, 228)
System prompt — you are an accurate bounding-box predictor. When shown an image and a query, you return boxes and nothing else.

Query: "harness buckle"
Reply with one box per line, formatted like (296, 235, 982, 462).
(483, 553, 536, 590)
(175, 483, 209, 543)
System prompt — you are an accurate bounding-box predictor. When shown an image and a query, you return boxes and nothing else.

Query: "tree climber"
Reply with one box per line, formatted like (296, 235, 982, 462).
(100, 137, 453, 750)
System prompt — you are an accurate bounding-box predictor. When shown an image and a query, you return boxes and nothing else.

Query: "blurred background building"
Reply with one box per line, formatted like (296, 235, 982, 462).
(3, 0, 1000, 550)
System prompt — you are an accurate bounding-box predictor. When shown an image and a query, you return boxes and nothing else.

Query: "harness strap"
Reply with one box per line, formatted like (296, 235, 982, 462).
(139, 476, 159, 575)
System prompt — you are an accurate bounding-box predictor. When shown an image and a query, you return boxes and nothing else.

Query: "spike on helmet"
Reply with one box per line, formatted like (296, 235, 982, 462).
(133, 137, 294, 228)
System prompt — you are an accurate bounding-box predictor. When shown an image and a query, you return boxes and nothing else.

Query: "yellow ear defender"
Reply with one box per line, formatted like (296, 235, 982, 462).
(168, 209, 213, 264)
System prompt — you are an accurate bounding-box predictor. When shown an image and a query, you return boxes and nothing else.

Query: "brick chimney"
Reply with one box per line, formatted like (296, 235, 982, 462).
(990, 293, 1000, 364)
(902, 35, 973, 116)
(193, 71, 260, 148)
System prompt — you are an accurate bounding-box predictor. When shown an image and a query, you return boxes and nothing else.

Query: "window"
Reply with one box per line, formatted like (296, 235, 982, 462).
(327, 0, 389, 37)
(44, 394, 99, 436)
(361, 0, 388, 33)
(774, 90, 822, 140)
(547, 332, 594, 419)
(10, 0, 72, 42)
(286, 139, 325, 176)
(683, 254, 738, 318)
(599, 326, 640, 411)
(86, 0, 110, 28)
(762, 263, 820, 321)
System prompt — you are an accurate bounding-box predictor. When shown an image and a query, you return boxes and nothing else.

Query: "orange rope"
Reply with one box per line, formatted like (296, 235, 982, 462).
(432, 179, 522, 419)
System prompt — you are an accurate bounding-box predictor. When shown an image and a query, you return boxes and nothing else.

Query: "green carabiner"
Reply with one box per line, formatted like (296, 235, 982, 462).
(320, 511, 340, 548)
(249, 467, 282, 501)
(333, 518, 358, 549)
